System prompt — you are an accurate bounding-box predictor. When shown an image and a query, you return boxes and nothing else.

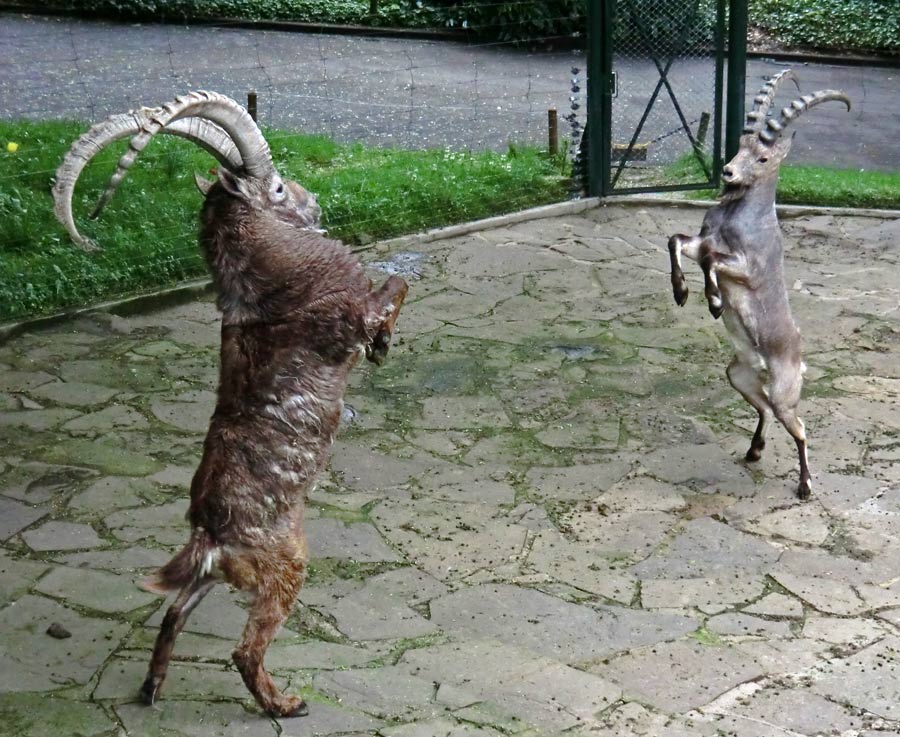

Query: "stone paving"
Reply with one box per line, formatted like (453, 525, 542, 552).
(1, 200, 899, 736)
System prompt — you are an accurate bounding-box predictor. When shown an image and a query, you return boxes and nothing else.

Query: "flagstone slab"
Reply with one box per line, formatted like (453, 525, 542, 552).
(35, 566, 158, 613)
(810, 635, 900, 721)
(0, 496, 47, 541)
(306, 518, 401, 563)
(28, 380, 119, 407)
(594, 639, 769, 713)
(21, 520, 105, 551)
(0, 550, 49, 606)
(94, 657, 252, 700)
(314, 665, 441, 721)
(632, 517, 780, 579)
(0, 594, 129, 692)
(429, 584, 697, 663)
(115, 700, 278, 737)
(0, 693, 117, 737)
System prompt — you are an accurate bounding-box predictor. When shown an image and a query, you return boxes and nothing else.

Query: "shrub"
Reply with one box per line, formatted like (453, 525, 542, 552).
(750, 0, 900, 54)
(433, 1, 583, 42)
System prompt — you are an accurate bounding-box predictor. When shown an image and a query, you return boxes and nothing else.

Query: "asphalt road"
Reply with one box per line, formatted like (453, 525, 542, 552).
(1, 12, 897, 171)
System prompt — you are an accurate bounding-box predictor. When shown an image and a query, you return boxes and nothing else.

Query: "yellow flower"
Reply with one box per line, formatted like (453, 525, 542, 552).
(6, 142, 19, 153)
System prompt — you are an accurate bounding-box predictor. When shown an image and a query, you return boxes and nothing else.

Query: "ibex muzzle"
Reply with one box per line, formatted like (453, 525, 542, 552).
(53, 91, 408, 717)
(667, 70, 850, 500)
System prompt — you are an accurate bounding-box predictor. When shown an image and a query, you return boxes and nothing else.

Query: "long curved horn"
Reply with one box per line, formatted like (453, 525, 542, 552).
(53, 110, 243, 251)
(743, 69, 799, 134)
(85, 91, 272, 238)
(759, 89, 852, 144)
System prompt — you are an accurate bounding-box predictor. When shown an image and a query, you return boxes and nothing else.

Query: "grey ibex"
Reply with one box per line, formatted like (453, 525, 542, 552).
(667, 70, 850, 499)
(53, 91, 408, 717)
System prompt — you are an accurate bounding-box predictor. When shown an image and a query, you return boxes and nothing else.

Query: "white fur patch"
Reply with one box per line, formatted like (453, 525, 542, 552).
(200, 548, 220, 577)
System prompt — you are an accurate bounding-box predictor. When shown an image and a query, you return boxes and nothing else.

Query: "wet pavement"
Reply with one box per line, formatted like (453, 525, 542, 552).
(1, 200, 899, 735)
(1, 12, 898, 170)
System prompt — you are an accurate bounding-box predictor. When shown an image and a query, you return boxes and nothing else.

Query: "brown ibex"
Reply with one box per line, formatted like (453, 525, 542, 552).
(53, 91, 408, 717)
(667, 71, 850, 500)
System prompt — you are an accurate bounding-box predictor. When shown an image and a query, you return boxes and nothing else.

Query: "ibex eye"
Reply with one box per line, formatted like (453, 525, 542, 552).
(758, 156, 769, 163)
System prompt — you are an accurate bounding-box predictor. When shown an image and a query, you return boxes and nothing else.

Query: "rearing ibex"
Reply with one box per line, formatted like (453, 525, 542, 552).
(53, 91, 408, 717)
(667, 70, 850, 499)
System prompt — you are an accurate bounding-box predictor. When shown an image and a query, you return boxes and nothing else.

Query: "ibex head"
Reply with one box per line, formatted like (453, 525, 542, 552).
(53, 91, 320, 251)
(721, 70, 851, 199)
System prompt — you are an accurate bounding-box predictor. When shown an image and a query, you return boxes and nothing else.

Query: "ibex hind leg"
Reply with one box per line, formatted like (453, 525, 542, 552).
(774, 408, 812, 500)
(726, 358, 773, 462)
(232, 553, 307, 718)
(140, 577, 216, 705)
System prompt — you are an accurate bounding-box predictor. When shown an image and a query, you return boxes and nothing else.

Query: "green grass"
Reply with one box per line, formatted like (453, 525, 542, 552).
(665, 152, 900, 209)
(0, 119, 568, 323)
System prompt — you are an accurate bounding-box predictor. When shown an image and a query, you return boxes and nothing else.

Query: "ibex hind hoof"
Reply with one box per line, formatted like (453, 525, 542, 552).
(269, 698, 309, 718)
(797, 480, 812, 501)
(709, 302, 724, 320)
(138, 675, 161, 706)
(745, 446, 763, 462)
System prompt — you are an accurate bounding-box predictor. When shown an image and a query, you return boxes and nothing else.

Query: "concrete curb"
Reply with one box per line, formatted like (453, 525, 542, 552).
(0, 279, 214, 345)
(3, 197, 896, 344)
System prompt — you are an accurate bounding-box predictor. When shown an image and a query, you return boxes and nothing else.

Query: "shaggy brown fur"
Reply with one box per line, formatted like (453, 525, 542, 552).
(139, 176, 407, 718)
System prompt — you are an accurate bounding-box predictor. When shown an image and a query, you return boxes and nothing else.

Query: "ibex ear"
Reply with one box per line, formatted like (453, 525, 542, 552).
(779, 130, 796, 155)
(217, 167, 249, 201)
(193, 172, 214, 197)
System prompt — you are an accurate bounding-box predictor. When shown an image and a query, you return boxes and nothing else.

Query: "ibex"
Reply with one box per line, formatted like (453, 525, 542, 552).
(53, 91, 408, 717)
(667, 71, 850, 500)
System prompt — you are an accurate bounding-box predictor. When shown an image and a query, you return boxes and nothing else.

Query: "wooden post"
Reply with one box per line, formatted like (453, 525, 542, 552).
(370, 0, 378, 14)
(247, 90, 258, 122)
(697, 111, 710, 147)
(548, 108, 559, 156)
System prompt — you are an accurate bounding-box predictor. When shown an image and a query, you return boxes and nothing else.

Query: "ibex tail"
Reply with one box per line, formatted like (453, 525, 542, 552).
(139, 528, 218, 594)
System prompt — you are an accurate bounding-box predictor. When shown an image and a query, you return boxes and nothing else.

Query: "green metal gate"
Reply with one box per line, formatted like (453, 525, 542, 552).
(585, 0, 733, 196)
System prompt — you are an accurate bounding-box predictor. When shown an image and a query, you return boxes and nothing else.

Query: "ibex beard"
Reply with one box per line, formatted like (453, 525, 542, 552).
(53, 91, 409, 717)
(667, 70, 850, 500)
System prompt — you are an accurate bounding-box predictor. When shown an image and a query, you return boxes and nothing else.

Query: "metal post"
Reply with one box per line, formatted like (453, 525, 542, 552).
(725, 0, 748, 161)
(548, 108, 559, 156)
(370, 0, 378, 15)
(247, 90, 258, 122)
(586, 0, 609, 197)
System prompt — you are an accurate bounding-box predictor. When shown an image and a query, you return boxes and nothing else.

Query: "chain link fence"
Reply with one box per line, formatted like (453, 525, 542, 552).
(607, 0, 721, 191)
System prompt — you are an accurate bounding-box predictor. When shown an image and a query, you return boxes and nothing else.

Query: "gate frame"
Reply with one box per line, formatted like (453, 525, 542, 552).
(586, 0, 747, 197)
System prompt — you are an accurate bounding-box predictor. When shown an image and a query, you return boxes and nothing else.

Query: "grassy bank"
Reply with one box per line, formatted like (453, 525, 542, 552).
(667, 153, 900, 209)
(0, 120, 568, 322)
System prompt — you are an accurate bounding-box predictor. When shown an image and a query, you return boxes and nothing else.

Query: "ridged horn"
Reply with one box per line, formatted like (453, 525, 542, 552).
(759, 89, 852, 144)
(743, 69, 799, 134)
(53, 109, 243, 251)
(87, 91, 271, 228)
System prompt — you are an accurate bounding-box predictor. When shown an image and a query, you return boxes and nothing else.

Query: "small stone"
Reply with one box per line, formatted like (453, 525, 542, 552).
(46, 622, 72, 639)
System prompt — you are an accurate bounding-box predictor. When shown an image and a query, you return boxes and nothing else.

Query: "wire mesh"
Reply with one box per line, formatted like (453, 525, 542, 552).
(607, 0, 720, 191)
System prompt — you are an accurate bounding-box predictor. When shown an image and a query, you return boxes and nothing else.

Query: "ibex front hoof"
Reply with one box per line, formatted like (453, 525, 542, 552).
(365, 329, 391, 365)
(708, 298, 724, 320)
(797, 479, 812, 501)
(672, 281, 689, 307)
